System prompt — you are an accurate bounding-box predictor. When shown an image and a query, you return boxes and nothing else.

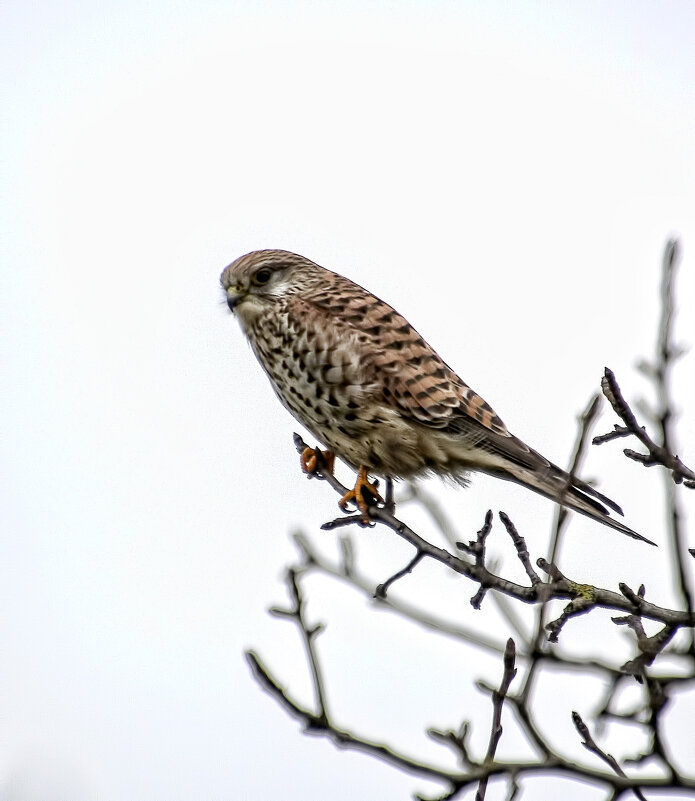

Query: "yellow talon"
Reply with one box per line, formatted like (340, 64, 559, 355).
(300, 446, 335, 475)
(339, 465, 383, 523)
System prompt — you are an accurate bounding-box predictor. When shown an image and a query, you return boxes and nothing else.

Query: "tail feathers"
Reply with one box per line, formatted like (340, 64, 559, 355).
(571, 476, 623, 516)
(489, 463, 656, 547)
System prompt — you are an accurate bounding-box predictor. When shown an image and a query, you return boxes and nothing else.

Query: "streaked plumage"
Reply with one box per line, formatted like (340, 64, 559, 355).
(221, 249, 653, 545)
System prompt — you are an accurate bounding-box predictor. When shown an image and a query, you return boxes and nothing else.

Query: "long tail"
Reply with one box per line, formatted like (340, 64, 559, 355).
(488, 462, 656, 546)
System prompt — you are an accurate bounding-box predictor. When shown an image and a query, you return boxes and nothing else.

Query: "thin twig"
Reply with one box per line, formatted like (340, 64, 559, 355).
(292, 431, 695, 628)
(270, 568, 330, 721)
(291, 531, 513, 659)
(245, 649, 458, 783)
(498, 512, 541, 586)
(375, 551, 426, 598)
(594, 241, 694, 651)
(550, 393, 603, 565)
(476, 639, 518, 801)
(594, 367, 695, 486)
(572, 712, 648, 801)
(269, 241, 695, 795)
(656, 242, 695, 646)
(245, 649, 695, 795)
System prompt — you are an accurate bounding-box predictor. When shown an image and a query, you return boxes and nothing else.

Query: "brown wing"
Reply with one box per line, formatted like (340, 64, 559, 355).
(303, 270, 510, 438)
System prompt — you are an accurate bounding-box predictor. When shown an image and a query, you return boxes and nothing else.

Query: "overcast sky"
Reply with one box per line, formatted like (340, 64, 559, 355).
(2, 2, 695, 799)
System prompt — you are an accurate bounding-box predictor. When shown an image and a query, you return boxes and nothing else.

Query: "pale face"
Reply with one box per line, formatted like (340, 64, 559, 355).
(221, 252, 292, 328)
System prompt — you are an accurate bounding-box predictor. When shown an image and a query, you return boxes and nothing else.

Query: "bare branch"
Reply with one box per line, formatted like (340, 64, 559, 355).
(457, 510, 494, 609)
(245, 650, 458, 784)
(247, 605, 695, 796)
(595, 366, 695, 485)
(550, 393, 603, 565)
(375, 550, 426, 598)
(269, 567, 330, 721)
(498, 512, 541, 586)
(476, 639, 518, 801)
(250, 240, 695, 799)
(572, 712, 648, 801)
(294, 433, 695, 630)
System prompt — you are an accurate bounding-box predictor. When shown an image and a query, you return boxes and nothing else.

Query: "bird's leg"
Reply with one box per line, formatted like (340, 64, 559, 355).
(383, 477, 395, 514)
(300, 446, 335, 476)
(339, 465, 384, 523)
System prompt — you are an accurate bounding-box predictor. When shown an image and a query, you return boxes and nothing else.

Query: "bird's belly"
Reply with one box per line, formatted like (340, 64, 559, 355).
(268, 376, 446, 479)
(248, 329, 457, 478)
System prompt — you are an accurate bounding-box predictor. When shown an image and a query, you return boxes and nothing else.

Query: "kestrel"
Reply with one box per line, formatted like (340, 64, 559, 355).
(221, 250, 653, 545)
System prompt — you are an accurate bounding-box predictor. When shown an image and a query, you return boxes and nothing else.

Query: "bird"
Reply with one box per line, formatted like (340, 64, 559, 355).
(220, 249, 654, 546)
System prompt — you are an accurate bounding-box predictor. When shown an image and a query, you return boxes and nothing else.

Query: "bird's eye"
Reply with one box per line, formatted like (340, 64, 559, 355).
(253, 268, 272, 285)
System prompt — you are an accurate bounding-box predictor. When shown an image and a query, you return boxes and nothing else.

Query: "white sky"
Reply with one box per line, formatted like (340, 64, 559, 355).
(2, 2, 695, 799)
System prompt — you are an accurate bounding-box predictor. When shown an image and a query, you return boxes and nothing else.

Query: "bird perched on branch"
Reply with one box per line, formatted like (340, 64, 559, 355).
(221, 249, 653, 545)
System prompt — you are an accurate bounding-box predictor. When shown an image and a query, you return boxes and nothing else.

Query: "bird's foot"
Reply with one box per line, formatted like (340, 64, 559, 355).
(339, 465, 383, 524)
(300, 446, 335, 476)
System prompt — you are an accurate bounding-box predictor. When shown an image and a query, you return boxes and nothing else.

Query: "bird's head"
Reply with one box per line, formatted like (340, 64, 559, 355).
(220, 249, 322, 326)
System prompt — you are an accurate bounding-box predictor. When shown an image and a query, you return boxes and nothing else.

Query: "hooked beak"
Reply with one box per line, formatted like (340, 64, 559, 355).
(225, 285, 246, 311)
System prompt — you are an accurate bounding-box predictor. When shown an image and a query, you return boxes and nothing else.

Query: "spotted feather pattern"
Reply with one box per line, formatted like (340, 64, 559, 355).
(220, 249, 653, 544)
(301, 269, 509, 436)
